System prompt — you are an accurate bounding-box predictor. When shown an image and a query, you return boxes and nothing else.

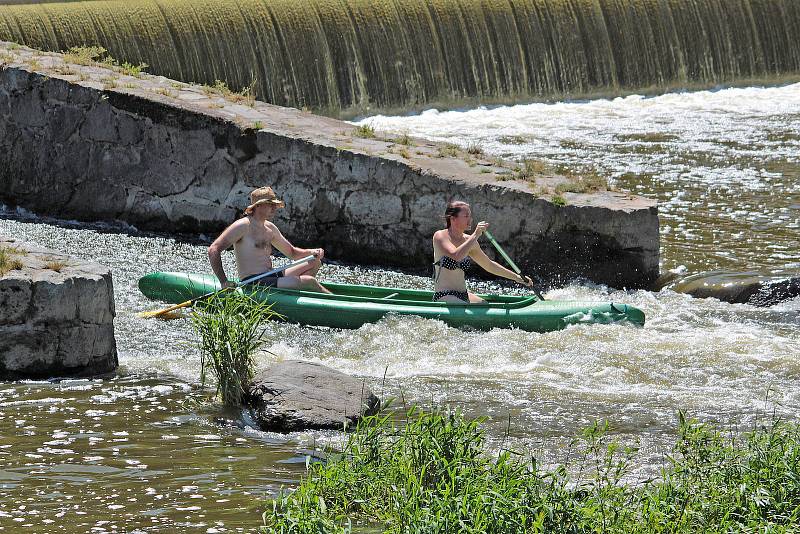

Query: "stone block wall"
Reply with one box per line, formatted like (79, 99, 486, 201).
(0, 236, 117, 379)
(0, 43, 660, 288)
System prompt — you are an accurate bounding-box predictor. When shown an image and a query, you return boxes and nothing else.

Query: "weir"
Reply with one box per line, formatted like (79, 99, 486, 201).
(0, 43, 659, 288)
(0, 0, 798, 115)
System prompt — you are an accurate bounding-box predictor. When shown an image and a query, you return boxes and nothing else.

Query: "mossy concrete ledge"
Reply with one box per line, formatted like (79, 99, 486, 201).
(0, 43, 660, 288)
(0, 235, 117, 380)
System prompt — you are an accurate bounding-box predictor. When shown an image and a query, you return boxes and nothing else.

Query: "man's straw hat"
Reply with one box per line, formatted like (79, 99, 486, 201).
(245, 186, 285, 213)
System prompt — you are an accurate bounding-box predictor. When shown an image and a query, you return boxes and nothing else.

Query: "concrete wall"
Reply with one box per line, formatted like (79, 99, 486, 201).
(0, 235, 117, 380)
(0, 43, 660, 288)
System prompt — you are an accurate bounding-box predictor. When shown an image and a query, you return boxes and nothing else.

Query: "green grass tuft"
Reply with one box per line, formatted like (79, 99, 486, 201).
(466, 141, 484, 155)
(190, 290, 280, 407)
(516, 158, 552, 182)
(353, 122, 376, 139)
(436, 143, 459, 158)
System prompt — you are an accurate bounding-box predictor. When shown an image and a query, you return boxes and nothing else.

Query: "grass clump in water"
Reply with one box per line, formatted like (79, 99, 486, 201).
(262, 408, 800, 533)
(190, 290, 279, 407)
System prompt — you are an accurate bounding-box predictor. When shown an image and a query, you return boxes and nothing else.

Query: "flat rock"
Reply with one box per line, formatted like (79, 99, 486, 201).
(246, 360, 379, 432)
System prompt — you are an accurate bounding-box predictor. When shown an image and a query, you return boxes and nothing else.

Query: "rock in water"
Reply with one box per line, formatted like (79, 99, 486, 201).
(246, 360, 380, 432)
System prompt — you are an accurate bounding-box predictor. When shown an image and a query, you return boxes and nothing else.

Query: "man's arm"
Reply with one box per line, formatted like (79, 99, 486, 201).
(269, 223, 324, 261)
(208, 219, 248, 287)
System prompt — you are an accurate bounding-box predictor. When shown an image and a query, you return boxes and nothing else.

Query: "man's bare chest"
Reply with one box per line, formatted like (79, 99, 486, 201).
(242, 225, 274, 251)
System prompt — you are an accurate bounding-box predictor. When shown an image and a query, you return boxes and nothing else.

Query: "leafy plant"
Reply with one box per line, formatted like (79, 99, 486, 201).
(64, 45, 108, 65)
(353, 122, 376, 139)
(206, 78, 257, 106)
(118, 60, 147, 77)
(190, 290, 279, 407)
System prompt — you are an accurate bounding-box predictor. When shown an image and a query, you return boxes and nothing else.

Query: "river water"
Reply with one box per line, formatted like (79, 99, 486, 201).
(2, 83, 799, 532)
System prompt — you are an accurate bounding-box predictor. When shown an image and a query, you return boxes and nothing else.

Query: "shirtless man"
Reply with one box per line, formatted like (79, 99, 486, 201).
(207, 186, 331, 293)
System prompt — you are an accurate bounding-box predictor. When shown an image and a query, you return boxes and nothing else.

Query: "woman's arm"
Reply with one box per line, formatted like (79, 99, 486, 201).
(433, 222, 489, 260)
(470, 245, 532, 286)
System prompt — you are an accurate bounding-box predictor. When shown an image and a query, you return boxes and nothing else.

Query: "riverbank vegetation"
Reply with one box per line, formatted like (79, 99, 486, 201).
(190, 290, 278, 406)
(263, 407, 800, 533)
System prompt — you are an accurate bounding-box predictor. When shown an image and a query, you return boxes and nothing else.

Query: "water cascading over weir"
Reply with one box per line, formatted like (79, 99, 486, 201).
(1, 0, 798, 116)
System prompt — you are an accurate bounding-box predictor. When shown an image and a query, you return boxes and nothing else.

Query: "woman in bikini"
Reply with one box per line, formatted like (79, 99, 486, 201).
(432, 201, 533, 303)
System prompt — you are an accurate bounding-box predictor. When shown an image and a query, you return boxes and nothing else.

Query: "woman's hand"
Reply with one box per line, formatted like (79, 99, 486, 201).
(516, 274, 533, 287)
(472, 221, 489, 237)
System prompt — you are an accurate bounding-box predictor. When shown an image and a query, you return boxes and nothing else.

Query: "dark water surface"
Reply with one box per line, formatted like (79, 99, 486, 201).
(2, 83, 800, 532)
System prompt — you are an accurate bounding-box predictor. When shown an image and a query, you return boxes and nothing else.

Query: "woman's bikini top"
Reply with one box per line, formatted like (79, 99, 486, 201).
(433, 255, 472, 282)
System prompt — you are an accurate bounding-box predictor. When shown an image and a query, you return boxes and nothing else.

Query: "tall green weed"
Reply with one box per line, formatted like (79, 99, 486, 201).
(190, 290, 278, 407)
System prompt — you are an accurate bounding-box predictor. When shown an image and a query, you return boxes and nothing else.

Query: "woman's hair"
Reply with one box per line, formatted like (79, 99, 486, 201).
(444, 201, 469, 228)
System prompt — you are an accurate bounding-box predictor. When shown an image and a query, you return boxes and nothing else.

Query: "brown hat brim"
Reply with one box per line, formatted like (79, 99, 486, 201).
(245, 198, 284, 213)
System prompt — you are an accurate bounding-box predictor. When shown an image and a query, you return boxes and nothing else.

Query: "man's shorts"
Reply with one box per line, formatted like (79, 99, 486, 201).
(245, 270, 284, 288)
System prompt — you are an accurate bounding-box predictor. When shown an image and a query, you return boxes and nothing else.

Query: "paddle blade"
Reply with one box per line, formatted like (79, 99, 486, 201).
(140, 309, 186, 320)
(137, 299, 192, 319)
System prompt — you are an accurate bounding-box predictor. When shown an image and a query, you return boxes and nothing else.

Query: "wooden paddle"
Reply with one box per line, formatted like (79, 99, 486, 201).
(483, 230, 545, 300)
(138, 255, 316, 319)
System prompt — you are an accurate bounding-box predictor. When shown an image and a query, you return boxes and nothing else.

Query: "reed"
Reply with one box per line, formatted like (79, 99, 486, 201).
(189, 289, 279, 407)
(263, 407, 800, 533)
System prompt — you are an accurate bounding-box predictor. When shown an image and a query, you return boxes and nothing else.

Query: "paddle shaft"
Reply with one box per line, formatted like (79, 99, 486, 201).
(483, 230, 521, 275)
(483, 230, 544, 300)
(143, 255, 315, 317)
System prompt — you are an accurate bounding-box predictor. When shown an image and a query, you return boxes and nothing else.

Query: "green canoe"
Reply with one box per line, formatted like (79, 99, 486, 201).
(138, 272, 645, 332)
